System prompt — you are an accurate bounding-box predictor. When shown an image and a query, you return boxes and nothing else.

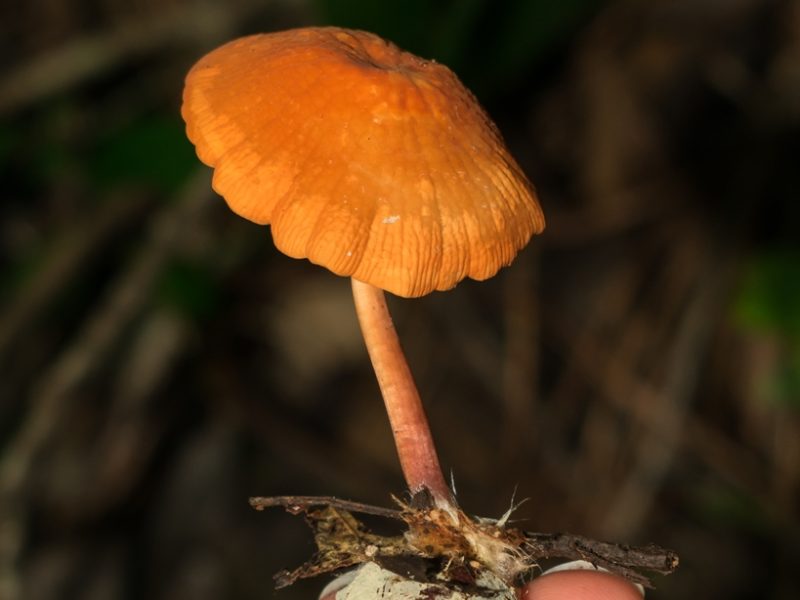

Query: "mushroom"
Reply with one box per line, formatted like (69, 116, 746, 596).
(181, 27, 544, 510)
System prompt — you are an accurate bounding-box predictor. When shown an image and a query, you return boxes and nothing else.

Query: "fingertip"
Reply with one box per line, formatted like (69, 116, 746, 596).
(520, 569, 644, 600)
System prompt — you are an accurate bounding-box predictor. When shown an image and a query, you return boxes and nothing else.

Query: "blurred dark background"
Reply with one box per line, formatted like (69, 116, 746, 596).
(1, 0, 799, 598)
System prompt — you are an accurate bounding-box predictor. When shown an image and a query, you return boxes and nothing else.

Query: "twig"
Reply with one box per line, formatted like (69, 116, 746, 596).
(524, 532, 679, 587)
(249, 495, 403, 520)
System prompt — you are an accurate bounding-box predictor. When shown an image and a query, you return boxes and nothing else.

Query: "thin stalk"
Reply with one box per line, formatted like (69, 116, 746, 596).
(351, 278, 454, 508)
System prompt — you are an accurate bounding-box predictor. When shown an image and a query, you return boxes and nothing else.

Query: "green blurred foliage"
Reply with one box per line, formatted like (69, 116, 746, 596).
(692, 481, 771, 535)
(156, 260, 219, 320)
(735, 250, 800, 339)
(734, 248, 800, 407)
(312, 0, 603, 98)
(89, 115, 197, 194)
(34, 102, 83, 183)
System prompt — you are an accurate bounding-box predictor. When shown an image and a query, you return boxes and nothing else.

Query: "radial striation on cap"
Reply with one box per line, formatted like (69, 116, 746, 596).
(182, 27, 545, 298)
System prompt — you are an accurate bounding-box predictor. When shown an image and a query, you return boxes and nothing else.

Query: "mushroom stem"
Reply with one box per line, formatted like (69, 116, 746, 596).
(351, 278, 455, 508)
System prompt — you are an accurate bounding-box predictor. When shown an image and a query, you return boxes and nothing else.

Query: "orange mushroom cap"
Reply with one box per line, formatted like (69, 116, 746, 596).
(182, 27, 544, 298)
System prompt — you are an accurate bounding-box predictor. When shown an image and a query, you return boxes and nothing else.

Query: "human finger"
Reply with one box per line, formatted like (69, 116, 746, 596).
(520, 561, 644, 600)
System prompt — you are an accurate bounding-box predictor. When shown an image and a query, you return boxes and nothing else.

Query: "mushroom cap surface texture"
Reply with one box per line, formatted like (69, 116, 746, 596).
(182, 27, 545, 297)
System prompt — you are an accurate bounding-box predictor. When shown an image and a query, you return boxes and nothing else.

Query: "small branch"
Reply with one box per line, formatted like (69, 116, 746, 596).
(523, 532, 679, 588)
(249, 496, 402, 520)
